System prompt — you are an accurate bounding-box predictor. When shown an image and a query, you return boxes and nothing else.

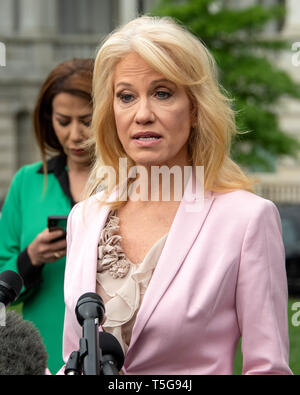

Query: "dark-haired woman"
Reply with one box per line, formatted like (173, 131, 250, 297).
(0, 58, 94, 374)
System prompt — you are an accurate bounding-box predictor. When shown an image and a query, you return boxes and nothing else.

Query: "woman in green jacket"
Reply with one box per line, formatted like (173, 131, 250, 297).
(0, 58, 94, 373)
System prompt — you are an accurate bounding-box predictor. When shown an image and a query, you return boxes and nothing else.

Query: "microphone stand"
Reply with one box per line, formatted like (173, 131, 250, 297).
(65, 344, 120, 375)
(64, 351, 82, 375)
(65, 342, 104, 375)
(69, 292, 105, 375)
(65, 294, 121, 375)
(65, 346, 121, 375)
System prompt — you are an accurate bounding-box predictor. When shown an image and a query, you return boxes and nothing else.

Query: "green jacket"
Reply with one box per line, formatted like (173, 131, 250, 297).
(0, 155, 74, 374)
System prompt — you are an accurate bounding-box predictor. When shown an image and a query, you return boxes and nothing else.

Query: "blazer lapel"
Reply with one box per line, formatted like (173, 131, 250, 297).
(126, 172, 215, 358)
(71, 192, 117, 307)
(80, 204, 110, 294)
(72, 182, 135, 304)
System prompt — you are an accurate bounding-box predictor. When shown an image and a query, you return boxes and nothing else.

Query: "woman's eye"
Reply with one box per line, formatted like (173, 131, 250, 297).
(155, 90, 171, 99)
(57, 119, 70, 127)
(81, 120, 91, 127)
(117, 93, 134, 103)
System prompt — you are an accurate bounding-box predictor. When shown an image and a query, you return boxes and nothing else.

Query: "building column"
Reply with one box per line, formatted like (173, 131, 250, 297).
(18, 0, 57, 36)
(0, 0, 14, 35)
(282, 0, 300, 35)
(0, 104, 18, 199)
(119, 0, 139, 25)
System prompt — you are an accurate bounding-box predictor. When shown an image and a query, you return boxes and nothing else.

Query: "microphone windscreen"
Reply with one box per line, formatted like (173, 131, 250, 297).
(0, 310, 48, 375)
(99, 331, 125, 371)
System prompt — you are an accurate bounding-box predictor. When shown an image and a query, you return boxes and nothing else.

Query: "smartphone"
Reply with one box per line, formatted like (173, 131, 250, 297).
(47, 215, 68, 240)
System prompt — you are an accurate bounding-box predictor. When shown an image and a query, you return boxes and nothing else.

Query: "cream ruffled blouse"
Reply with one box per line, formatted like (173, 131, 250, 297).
(96, 211, 168, 356)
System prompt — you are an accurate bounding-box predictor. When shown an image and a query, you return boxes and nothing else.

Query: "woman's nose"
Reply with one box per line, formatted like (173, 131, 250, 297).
(134, 98, 155, 125)
(69, 121, 84, 142)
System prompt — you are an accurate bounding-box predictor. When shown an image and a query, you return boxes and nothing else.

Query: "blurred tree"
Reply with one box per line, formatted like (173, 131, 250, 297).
(152, 0, 300, 171)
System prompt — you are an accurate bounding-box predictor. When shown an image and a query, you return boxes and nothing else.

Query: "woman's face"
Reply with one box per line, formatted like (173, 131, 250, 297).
(52, 92, 93, 168)
(113, 52, 193, 168)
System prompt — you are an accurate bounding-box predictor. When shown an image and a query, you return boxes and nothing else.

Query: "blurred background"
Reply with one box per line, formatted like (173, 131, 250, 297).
(0, 0, 299, 200)
(0, 0, 300, 374)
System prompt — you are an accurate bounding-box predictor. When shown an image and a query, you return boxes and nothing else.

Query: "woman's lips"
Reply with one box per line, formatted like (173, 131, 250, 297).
(70, 148, 86, 156)
(132, 132, 162, 147)
(133, 136, 162, 147)
(132, 131, 161, 139)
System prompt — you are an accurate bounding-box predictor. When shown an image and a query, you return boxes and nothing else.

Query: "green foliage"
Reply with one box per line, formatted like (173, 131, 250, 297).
(151, 0, 300, 171)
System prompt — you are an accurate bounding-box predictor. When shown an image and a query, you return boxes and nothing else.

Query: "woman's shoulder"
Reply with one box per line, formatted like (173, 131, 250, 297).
(212, 189, 279, 220)
(214, 188, 273, 203)
(13, 161, 43, 180)
(75, 189, 106, 209)
(68, 190, 107, 223)
(7, 162, 43, 193)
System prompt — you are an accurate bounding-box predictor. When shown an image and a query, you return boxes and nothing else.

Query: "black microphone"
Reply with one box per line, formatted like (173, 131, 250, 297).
(75, 292, 105, 375)
(0, 270, 23, 306)
(0, 310, 48, 375)
(100, 331, 125, 375)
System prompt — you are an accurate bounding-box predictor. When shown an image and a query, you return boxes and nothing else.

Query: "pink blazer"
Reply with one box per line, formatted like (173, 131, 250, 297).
(61, 178, 292, 375)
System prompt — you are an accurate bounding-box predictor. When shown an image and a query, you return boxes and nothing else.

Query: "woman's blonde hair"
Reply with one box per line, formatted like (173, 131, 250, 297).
(86, 15, 255, 206)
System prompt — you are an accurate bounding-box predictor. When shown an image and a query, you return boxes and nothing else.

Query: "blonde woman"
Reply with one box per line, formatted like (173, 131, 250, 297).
(61, 16, 292, 374)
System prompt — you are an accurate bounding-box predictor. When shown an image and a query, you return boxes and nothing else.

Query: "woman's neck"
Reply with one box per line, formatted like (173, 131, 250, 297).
(67, 158, 91, 175)
(128, 161, 192, 204)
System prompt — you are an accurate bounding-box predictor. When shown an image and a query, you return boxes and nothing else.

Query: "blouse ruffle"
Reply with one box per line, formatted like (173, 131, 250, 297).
(96, 210, 168, 355)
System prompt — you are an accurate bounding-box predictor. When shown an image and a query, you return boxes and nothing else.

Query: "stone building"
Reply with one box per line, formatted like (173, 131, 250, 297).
(0, 0, 299, 203)
(251, 0, 300, 202)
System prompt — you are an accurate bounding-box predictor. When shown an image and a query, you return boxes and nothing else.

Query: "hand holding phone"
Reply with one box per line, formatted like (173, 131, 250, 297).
(47, 215, 68, 234)
(28, 223, 67, 267)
